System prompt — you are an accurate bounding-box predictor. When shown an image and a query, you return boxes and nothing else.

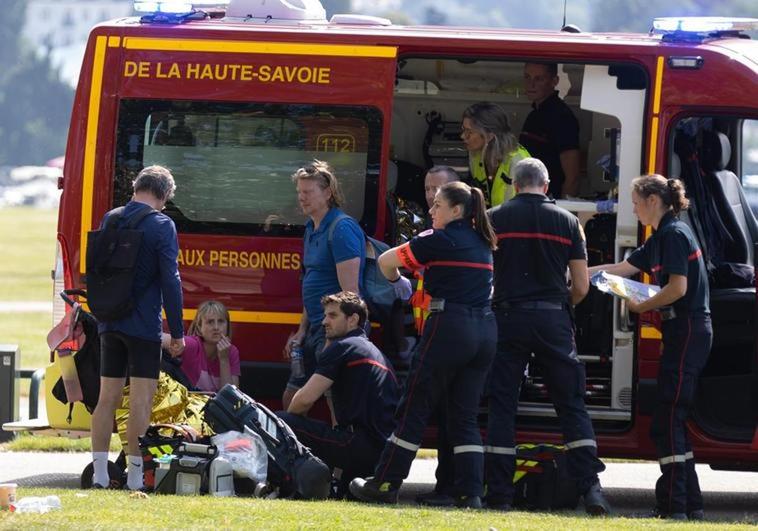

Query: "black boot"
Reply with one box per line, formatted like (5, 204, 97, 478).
(485, 501, 512, 511)
(415, 490, 455, 507)
(583, 481, 611, 516)
(455, 495, 482, 509)
(349, 477, 400, 504)
(687, 509, 705, 521)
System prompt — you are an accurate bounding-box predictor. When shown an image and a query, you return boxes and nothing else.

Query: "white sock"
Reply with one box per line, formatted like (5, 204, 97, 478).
(92, 451, 110, 487)
(127, 455, 144, 490)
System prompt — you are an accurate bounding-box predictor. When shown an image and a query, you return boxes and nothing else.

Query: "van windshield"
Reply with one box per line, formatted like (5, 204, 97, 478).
(113, 100, 383, 236)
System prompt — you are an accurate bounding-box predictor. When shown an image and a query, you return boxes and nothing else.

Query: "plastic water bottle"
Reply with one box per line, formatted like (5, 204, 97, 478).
(290, 341, 305, 379)
(11, 495, 61, 513)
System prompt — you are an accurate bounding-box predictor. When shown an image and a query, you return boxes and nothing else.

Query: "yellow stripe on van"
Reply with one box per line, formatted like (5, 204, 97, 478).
(79, 35, 109, 274)
(647, 56, 664, 174)
(652, 56, 664, 115)
(183, 309, 303, 325)
(122, 37, 397, 58)
(176, 309, 379, 327)
(647, 116, 659, 175)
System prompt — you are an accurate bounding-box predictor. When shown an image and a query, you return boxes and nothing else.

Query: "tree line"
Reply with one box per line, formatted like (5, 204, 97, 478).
(0, 0, 73, 167)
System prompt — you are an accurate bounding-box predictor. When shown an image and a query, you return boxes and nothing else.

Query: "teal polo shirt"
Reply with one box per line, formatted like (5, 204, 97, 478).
(302, 207, 365, 325)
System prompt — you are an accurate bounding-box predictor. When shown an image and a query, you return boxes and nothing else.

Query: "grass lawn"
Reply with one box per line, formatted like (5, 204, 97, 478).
(0, 207, 57, 301)
(0, 311, 52, 370)
(0, 489, 752, 530)
(0, 433, 121, 453)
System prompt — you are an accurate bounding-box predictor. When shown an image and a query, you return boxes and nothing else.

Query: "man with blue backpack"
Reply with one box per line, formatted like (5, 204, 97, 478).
(284, 160, 410, 411)
(283, 160, 366, 410)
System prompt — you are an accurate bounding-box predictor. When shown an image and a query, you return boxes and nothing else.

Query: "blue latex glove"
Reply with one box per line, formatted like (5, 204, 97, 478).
(590, 270, 606, 286)
(392, 275, 413, 300)
(596, 199, 617, 213)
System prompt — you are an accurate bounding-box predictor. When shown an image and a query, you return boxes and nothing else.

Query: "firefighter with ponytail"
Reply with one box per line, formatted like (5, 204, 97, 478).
(350, 181, 498, 508)
(590, 174, 711, 520)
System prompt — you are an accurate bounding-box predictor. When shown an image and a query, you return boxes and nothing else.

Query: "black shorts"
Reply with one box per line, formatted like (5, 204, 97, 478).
(100, 331, 162, 379)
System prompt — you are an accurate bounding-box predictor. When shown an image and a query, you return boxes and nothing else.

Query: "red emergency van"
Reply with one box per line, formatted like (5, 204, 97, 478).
(53, 1, 758, 469)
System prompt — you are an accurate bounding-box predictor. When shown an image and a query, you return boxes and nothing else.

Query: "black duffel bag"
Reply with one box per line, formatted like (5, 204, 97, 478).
(512, 443, 579, 510)
(202, 384, 331, 500)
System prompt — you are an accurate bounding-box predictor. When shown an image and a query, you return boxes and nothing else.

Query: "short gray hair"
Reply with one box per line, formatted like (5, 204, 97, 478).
(133, 165, 176, 201)
(512, 158, 549, 189)
(427, 165, 461, 183)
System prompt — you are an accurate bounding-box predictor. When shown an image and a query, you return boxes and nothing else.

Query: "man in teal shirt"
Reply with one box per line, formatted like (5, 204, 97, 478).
(282, 160, 365, 409)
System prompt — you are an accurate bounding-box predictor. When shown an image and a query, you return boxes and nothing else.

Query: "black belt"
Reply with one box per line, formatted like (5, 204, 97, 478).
(428, 298, 491, 314)
(660, 307, 679, 321)
(495, 301, 566, 311)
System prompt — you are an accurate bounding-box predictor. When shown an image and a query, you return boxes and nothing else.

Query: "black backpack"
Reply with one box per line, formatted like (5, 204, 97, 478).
(512, 443, 579, 510)
(86, 205, 157, 322)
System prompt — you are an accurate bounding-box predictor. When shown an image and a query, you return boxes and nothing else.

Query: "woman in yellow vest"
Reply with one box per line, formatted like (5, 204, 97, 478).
(462, 102, 530, 207)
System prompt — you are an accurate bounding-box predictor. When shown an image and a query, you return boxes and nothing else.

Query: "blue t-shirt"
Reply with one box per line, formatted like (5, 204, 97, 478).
(97, 200, 184, 342)
(302, 208, 365, 325)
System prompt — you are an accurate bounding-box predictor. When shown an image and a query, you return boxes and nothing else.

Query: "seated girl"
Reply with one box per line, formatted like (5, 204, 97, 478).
(162, 300, 240, 392)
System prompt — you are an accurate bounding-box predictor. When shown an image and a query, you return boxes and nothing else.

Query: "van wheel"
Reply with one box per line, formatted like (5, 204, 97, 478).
(80, 460, 124, 489)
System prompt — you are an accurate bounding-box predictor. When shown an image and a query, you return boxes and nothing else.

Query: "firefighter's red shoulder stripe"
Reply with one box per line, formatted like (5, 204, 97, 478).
(497, 232, 572, 246)
(396, 243, 422, 270)
(651, 249, 701, 273)
(346, 358, 397, 383)
(425, 260, 494, 270)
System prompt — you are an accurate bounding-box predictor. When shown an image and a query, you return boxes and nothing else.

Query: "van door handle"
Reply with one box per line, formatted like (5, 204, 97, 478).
(618, 248, 635, 332)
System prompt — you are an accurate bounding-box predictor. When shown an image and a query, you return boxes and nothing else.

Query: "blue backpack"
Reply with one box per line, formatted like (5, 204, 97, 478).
(327, 214, 397, 324)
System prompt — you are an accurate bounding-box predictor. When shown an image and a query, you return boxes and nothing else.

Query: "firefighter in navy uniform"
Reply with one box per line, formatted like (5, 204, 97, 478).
(350, 181, 498, 508)
(485, 158, 610, 514)
(414, 166, 461, 507)
(590, 174, 711, 521)
(278, 291, 400, 495)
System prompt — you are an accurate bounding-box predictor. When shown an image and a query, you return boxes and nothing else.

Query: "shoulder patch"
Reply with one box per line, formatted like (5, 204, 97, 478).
(418, 229, 434, 238)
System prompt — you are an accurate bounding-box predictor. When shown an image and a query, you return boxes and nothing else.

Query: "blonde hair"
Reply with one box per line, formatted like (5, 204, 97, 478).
(187, 300, 232, 339)
(291, 159, 345, 208)
(463, 102, 519, 176)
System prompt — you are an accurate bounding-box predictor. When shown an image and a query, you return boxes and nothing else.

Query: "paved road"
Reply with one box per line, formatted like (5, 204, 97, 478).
(0, 301, 51, 313)
(0, 452, 755, 522)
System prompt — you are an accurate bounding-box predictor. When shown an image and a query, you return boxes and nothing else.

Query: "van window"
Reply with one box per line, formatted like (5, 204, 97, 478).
(113, 100, 383, 236)
(742, 119, 758, 216)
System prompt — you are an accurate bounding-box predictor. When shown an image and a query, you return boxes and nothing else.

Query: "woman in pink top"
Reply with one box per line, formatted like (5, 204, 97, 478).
(162, 300, 240, 392)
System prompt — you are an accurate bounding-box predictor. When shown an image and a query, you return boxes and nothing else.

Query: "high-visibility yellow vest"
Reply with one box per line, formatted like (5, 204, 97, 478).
(469, 145, 530, 207)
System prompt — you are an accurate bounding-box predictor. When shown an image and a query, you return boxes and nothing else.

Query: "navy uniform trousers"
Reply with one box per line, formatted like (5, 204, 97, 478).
(486, 307, 606, 505)
(374, 303, 496, 497)
(277, 412, 383, 483)
(652, 314, 712, 515)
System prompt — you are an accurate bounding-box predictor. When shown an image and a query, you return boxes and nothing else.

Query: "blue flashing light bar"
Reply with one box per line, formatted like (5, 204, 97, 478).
(134, 1, 230, 14)
(653, 17, 758, 34)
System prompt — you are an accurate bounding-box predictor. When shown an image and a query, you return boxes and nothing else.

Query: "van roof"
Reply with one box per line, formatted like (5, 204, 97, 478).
(96, 16, 758, 67)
